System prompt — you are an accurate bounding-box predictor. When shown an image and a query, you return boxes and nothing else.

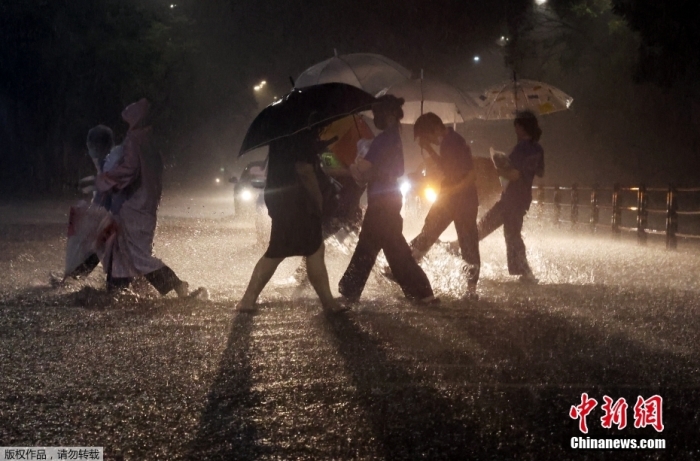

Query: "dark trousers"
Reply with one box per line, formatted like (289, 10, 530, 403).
(334, 178, 365, 231)
(477, 199, 531, 275)
(145, 266, 183, 295)
(69, 253, 100, 279)
(107, 265, 181, 296)
(323, 178, 365, 237)
(339, 194, 434, 300)
(410, 190, 480, 286)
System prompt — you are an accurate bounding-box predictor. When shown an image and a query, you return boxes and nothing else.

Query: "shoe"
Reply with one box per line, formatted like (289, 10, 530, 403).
(174, 281, 190, 298)
(519, 271, 539, 285)
(188, 287, 209, 300)
(323, 299, 351, 314)
(416, 295, 441, 305)
(49, 272, 66, 288)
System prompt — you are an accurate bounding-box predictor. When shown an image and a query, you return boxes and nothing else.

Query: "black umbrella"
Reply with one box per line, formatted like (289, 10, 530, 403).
(238, 82, 376, 156)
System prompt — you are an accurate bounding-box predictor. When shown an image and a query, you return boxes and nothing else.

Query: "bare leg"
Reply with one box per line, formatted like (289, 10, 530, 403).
(236, 256, 284, 310)
(305, 243, 342, 311)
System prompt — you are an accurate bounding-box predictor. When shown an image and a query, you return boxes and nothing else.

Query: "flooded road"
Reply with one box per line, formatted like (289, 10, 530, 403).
(1, 187, 698, 460)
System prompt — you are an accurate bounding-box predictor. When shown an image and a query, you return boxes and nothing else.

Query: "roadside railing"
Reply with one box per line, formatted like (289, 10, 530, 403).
(531, 184, 700, 249)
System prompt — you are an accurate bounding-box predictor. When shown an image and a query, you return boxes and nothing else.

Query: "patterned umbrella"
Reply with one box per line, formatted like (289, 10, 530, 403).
(477, 79, 574, 120)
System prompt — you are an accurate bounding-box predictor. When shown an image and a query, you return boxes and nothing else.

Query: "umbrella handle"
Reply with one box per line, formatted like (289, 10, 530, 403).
(352, 114, 361, 137)
(513, 70, 518, 113)
(420, 69, 424, 116)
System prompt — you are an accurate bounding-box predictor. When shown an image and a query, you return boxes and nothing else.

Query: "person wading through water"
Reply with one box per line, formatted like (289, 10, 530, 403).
(236, 126, 345, 312)
(477, 110, 544, 283)
(384, 112, 481, 300)
(338, 95, 438, 304)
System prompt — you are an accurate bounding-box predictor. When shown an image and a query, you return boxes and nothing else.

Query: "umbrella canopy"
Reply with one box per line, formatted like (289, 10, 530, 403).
(477, 79, 574, 120)
(375, 78, 480, 125)
(295, 52, 412, 96)
(238, 83, 376, 156)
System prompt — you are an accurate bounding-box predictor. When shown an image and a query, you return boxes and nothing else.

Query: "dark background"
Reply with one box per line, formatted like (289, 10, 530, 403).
(1, 0, 699, 195)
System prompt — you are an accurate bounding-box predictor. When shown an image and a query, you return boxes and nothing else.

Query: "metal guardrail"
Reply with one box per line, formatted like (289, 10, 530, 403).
(531, 183, 700, 250)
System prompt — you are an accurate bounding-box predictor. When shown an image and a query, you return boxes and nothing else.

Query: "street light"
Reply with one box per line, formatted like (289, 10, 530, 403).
(473, 55, 480, 63)
(535, 0, 547, 5)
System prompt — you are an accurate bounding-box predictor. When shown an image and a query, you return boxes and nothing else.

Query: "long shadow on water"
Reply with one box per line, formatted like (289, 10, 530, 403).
(323, 310, 508, 461)
(185, 312, 264, 461)
(345, 287, 700, 460)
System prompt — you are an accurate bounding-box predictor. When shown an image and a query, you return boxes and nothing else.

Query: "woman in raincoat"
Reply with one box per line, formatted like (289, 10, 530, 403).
(236, 126, 342, 312)
(95, 98, 194, 296)
(477, 110, 544, 283)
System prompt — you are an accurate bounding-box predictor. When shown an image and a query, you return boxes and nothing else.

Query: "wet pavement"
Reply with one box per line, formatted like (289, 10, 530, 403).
(1, 188, 699, 460)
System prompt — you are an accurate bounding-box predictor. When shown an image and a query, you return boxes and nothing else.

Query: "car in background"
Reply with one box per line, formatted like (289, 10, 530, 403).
(400, 164, 441, 220)
(229, 160, 266, 218)
(400, 156, 503, 220)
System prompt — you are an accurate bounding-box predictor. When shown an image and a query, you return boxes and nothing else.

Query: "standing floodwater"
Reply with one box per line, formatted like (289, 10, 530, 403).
(1, 189, 699, 459)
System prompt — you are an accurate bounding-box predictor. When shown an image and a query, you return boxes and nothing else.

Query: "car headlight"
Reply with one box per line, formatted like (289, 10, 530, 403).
(424, 187, 438, 203)
(399, 180, 411, 196)
(240, 188, 253, 201)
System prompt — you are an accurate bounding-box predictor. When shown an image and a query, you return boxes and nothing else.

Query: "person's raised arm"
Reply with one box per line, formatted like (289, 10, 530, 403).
(418, 138, 444, 170)
(499, 148, 540, 182)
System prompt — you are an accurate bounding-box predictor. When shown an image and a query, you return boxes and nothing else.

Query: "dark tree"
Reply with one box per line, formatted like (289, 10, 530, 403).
(611, 0, 700, 86)
(0, 0, 204, 193)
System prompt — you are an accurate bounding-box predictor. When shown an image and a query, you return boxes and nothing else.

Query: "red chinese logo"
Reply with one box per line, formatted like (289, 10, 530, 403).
(633, 395, 664, 432)
(570, 393, 664, 433)
(601, 396, 628, 430)
(569, 393, 598, 434)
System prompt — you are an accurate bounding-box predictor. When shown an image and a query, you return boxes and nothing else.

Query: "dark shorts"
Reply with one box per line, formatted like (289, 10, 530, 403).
(264, 201, 323, 259)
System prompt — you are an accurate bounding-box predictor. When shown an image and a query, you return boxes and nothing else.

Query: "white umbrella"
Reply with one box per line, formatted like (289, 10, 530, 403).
(375, 73, 480, 125)
(295, 51, 412, 96)
(477, 78, 574, 120)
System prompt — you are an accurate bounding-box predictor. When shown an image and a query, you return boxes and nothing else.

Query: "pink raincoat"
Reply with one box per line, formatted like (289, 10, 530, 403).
(95, 99, 166, 278)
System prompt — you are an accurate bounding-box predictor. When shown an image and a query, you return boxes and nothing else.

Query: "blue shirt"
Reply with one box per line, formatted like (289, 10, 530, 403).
(502, 139, 544, 210)
(364, 124, 404, 200)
